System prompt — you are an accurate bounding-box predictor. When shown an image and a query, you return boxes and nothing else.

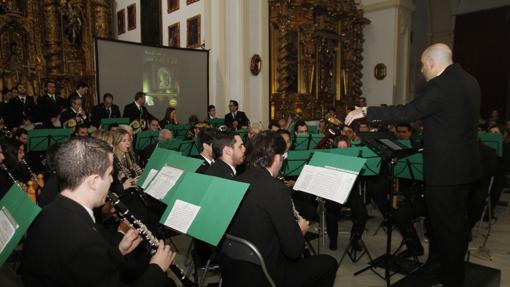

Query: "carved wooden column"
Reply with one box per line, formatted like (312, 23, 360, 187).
(43, 0, 61, 76)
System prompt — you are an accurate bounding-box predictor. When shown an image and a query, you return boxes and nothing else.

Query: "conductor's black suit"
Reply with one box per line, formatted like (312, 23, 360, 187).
(366, 63, 482, 286)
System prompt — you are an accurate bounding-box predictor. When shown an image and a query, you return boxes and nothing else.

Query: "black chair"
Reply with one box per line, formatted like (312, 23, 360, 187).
(220, 234, 276, 287)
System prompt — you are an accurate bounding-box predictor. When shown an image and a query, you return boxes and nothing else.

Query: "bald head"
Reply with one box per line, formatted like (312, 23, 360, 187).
(420, 43, 453, 81)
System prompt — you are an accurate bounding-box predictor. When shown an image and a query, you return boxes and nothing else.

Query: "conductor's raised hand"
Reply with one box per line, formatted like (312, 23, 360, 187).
(345, 107, 366, 126)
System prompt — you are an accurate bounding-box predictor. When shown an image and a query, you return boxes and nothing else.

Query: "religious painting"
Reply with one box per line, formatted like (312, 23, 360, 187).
(187, 0, 200, 5)
(117, 9, 125, 35)
(186, 15, 200, 48)
(168, 23, 180, 47)
(127, 4, 136, 31)
(167, 0, 179, 13)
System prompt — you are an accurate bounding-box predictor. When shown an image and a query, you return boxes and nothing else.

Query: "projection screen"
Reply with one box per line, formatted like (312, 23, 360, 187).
(95, 38, 209, 123)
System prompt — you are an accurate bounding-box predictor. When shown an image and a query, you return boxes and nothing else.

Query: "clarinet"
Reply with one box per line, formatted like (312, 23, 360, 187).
(107, 191, 197, 287)
(21, 159, 39, 186)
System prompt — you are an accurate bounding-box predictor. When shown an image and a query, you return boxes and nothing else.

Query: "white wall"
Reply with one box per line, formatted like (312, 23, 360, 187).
(114, 0, 141, 43)
(361, 5, 397, 106)
(361, 0, 414, 106)
(161, 0, 205, 47)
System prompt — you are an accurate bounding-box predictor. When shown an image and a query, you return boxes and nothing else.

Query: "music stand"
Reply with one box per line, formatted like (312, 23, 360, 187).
(27, 129, 72, 152)
(135, 130, 160, 151)
(354, 132, 419, 287)
(100, 117, 130, 129)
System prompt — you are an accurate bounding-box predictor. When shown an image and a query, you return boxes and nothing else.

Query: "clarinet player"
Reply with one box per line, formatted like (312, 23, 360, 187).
(21, 137, 177, 287)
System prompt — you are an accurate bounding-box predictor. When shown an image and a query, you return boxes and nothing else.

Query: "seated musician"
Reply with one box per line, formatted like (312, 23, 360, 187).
(0, 144, 14, 199)
(221, 131, 338, 287)
(325, 135, 368, 251)
(21, 137, 176, 287)
(61, 95, 89, 128)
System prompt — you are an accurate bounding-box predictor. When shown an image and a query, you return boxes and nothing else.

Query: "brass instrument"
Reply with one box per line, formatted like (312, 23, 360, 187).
(315, 116, 343, 149)
(129, 119, 147, 134)
(63, 118, 78, 129)
(63, 109, 86, 129)
(107, 191, 196, 287)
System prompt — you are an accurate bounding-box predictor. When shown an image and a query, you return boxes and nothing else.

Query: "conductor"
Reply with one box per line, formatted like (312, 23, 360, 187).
(346, 43, 482, 287)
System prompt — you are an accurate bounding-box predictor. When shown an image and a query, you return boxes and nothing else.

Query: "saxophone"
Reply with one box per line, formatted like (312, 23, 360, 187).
(107, 191, 197, 287)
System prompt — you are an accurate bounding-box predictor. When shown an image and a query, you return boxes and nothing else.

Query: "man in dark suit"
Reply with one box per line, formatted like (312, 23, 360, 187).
(346, 43, 482, 287)
(91, 93, 121, 128)
(21, 137, 176, 287)
(205, 131, 245, 179)
(37, 81, 66, 127)
(6, 84, 36, 129)
(61, 95, 89, 127)
(195, 128, 216, 174)
(221, 131, 337, 287)
(224, 100, 249, 130)
(123, 92, 154, 129)
(67, 81, 89, 107)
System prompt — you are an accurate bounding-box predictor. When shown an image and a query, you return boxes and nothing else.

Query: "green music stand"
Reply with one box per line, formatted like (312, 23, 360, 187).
(135, 130, 160, 151)
(309, 134, 324, 149)
(100, 117, 130, 129)
(159, 172, 249, 246)
(308, 125, 318, 134)
(293, 134, 310, 150)
(158, 139, 184, 151)
(0, 184, 41, 267)
(394, 153, 424, 181)
(165, 124, 191, 139)
(27, 128, 71, 152)
(282, 150, 314, 177)
(178, 139, 199, 157)
(208, 118, 224, 128)
(322, 146, 381, 176)
(137, 147, 203, 187)
(479, 132, 503, 157)
(236, 129, 249, 143)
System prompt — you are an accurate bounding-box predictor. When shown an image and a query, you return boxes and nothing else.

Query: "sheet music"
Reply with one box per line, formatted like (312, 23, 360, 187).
(144, 166, 184, 200)
(164, 200, 201, 233)
(294, 164, 358, 204)
(0, 207, 18, 254)
(141, 169, 158, 189)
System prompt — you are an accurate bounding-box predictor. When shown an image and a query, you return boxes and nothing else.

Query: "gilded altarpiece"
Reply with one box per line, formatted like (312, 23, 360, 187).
(269, 0, 369, 120)
(0, 0, 113, 109)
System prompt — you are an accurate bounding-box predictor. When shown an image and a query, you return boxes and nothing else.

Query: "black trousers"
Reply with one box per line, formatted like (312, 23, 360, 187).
(426, 184, 471, 287)
(325, 189, 367, 240)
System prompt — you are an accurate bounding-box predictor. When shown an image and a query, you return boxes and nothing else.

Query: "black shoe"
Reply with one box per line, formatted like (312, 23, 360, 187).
(329, 240, 337, 251)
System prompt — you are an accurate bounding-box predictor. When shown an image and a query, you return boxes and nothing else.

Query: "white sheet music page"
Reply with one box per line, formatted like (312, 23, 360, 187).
(141, 168, 158, 189)
(294, 164, 358, 204)
(0, 207, 18, 254)
(144, 165, 184, 200)
(164, 200, 201, 233)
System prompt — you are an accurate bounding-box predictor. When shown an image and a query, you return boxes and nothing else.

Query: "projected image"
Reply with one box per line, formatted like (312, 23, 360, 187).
(143, 50, 181, 108)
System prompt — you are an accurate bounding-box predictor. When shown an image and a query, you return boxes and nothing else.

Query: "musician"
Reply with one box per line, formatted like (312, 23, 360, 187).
(326, 136, 367, 251)
(346, 43, 482, 287)
(21, 137, 176, 287)
(207, 104, 216, 120)
(14, 128, 28, 145)
(195, 128, 216, 174)
(73, 124, 90, 138)
(148, 118, 161, 131)
(396, 123, 413, 140)
(224, 100, 249, 130)
(91, 93, 121, 128)
(0, 145, 14, 199)
(37, 81, 66, 127)
(0, 137, 31, 185)
(159, 107, 178, 127)
(123, 92, 154, 130)
(6, 84, 36, 129)
(205, 131, 245, 179)
(294, 120, 308, 136)
(67, 81, 89, 107)
(61, 95, 89, 127)
(139, 129, 173, 167)
(221, 131, 337, 287)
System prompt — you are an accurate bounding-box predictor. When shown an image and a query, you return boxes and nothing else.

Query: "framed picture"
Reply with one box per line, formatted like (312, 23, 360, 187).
(127, 4, 136, 31)
(187, 0, 200, 5)
(117, 9, 125, 35)
(168, 23, 180, 47)
(187, 15, 201, 48)
(168, 0, 179, 13)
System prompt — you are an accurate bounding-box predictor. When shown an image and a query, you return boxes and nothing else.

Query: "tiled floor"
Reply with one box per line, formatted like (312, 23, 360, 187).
(1, 204, 508, 287)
